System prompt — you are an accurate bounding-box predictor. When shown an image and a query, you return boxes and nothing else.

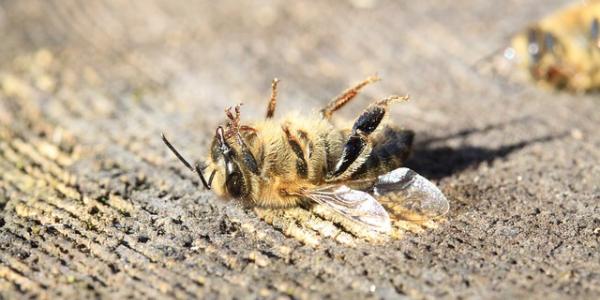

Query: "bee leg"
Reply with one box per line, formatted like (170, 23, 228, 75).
(225, 103, 242, 124)
(225, 103, 244, 138)
(350, 127, 414, 180)
(265, 78, 280, 119)
(328, 95, 409, 180)
(282, 125, 309, 179)
(320, 75, 380, 119)
(235, 132, 260, 175)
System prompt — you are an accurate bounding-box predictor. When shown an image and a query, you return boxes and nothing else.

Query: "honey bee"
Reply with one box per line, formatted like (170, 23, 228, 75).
(162, 76, 449, 234)
(505, 0, 600, 92)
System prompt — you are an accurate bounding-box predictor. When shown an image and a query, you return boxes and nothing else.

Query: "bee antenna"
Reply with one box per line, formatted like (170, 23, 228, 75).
(194, 163, 212, 190)
(161, 133, 212, 190)
(161, 133, 193, 171)
(208, 169, 216, 186)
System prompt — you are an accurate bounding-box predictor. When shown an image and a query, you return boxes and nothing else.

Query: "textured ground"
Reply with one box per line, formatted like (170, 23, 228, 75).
(0, 0, 599, 299)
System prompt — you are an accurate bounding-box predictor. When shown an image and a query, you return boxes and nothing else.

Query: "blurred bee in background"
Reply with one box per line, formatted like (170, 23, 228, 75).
(505, 0, 600, 92)
(162, 76, 449, 234)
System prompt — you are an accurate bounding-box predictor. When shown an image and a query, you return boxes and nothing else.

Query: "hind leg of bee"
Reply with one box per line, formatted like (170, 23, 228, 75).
(320, 75, 380, 119)
(327, 95, 409, 180)
(350, 127, 414, 180)
(265, 78, 280, 119)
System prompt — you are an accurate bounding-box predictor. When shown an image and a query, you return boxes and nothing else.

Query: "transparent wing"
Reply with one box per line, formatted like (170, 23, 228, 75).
(303, 185, 392, 233)
(373, 168, 449, 221)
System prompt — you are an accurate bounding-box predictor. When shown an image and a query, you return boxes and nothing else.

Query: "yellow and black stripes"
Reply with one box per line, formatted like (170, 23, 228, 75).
(282, 125, 309, 179)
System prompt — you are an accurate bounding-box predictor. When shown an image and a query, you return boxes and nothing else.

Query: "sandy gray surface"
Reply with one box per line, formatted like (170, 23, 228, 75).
(0, 0, 599, 299)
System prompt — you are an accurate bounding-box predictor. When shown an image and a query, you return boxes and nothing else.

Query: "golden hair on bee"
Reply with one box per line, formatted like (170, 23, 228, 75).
(162, 76, 448, 233)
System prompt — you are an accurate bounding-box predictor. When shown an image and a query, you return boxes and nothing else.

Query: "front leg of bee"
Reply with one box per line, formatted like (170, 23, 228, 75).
(327, 95, 409, 181)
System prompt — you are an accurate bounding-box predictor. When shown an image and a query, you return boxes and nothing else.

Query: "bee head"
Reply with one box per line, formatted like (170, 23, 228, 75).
(209, 126, 250, 199)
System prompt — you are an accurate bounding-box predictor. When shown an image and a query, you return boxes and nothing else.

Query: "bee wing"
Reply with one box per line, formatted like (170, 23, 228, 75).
(373, 168, 449, 221)
(303, 185, 392, 233)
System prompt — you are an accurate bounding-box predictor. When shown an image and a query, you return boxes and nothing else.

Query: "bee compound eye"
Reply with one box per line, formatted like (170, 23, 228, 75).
(225, 171, 245, 198)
